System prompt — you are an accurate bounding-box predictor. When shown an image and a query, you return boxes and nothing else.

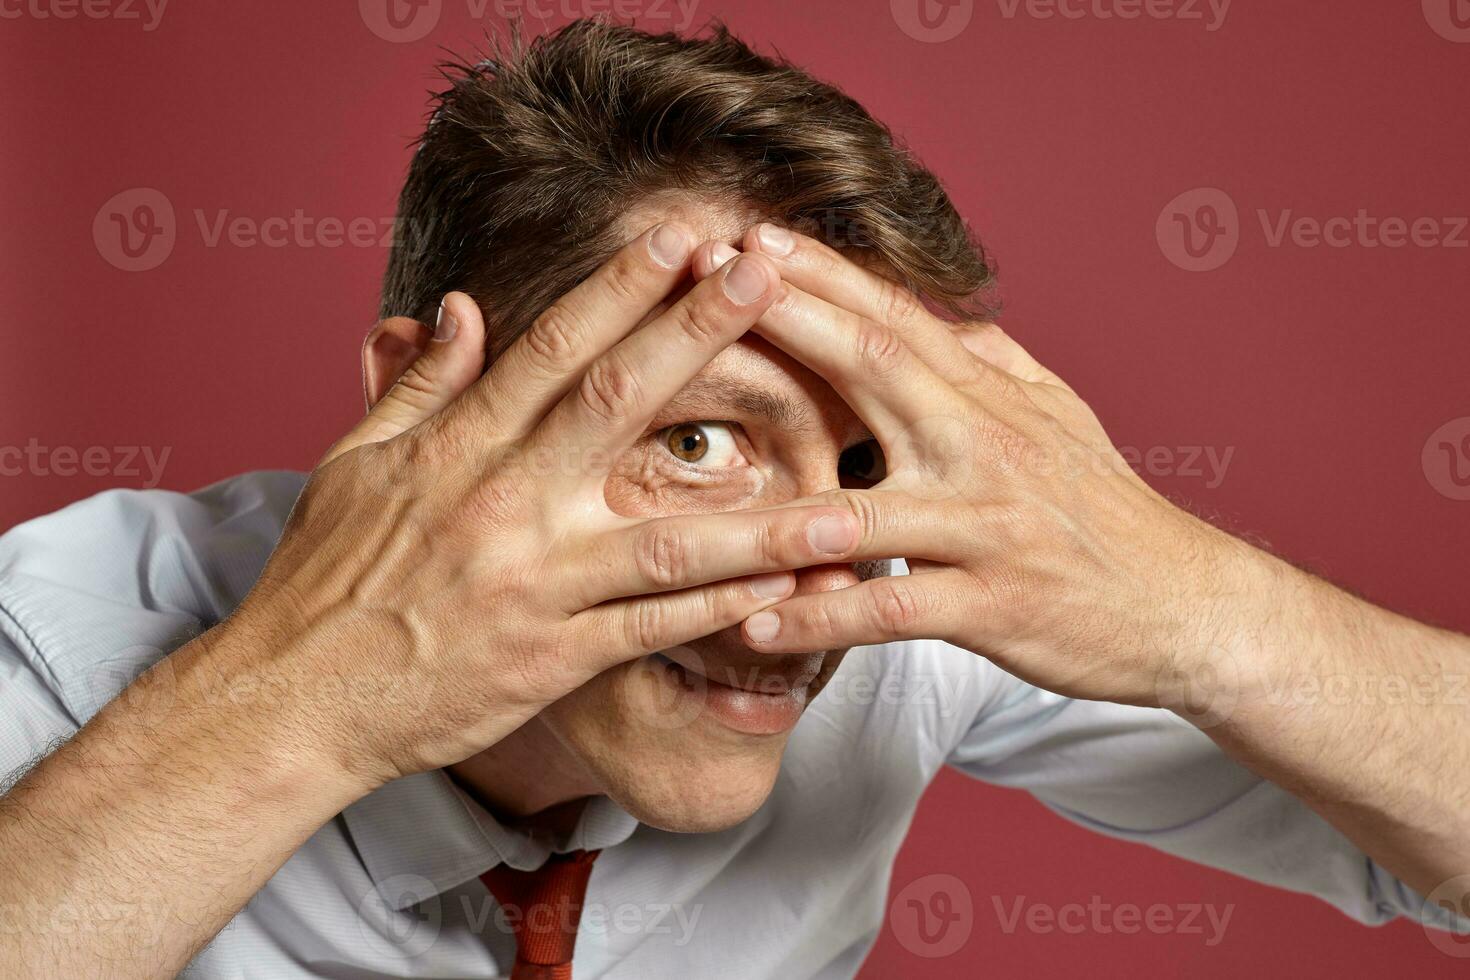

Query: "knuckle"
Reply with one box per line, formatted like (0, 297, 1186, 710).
(576, 350, 642, 425)
(752, 519, 783, 568)
(524, 305, 587, 373)
(825, 489, 882, 546)
(975, 415, 1033, 471)
(600, 253, 649, 306)
(875, 277, 923, 327)
(851, 320, 906, 380)
(629, 600, 671, 653)
(398, 425, 449, 471)
(871, 578, 923, 633)
(805, 245, 844, 283)
(669, 295, 730, 346)
(798, 594, 839, 641)
(632, 522, 692, 590)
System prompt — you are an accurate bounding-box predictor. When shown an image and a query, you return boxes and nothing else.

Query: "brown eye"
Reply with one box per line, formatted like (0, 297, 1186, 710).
(658, 422, 741, 468)
(666, 423, 708, 462)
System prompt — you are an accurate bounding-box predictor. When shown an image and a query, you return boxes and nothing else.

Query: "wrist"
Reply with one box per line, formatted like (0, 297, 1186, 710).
(1152, 521, 1298, 725)
(172, 614, 385, 811)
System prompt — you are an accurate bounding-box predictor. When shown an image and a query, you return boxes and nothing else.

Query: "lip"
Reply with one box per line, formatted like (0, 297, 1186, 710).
(648, 652, 813, 736)
(658, 647, 823, 695)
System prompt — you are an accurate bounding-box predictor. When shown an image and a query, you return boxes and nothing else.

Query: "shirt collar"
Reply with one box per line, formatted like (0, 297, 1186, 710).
(341, 768, 640, 911)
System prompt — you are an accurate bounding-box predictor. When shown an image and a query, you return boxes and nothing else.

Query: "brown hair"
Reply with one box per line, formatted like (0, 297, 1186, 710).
(382, 19, 995, 355)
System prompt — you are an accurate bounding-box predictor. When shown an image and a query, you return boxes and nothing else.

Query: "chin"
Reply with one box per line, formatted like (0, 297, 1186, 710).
(539, 643, 846, 833)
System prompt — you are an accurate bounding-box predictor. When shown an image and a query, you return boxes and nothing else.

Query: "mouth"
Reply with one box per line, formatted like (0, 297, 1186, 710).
(646, 651, 819, 736)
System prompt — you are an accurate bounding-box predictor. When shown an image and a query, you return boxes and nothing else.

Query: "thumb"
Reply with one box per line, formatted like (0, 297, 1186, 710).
(324, 291, 487, 464)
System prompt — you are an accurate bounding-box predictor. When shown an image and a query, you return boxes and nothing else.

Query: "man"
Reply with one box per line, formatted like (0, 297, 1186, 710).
(1, 20, 1466, 979)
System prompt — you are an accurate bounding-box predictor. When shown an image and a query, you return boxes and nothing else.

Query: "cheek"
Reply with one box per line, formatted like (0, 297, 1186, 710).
(603, 449, 775, 518)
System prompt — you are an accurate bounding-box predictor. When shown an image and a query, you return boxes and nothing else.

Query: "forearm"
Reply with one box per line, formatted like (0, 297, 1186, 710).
(0, 620, 368, 978)
(1195, 537, 1470, 901)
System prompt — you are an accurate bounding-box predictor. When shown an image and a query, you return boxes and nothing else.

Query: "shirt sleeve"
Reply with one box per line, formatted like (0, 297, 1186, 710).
(0, 608, 81, 784)
(0, 473, 304, 786)
(944, 658, 1467, 932)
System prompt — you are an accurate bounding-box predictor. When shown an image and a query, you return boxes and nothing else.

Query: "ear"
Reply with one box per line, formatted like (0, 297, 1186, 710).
(361, 316, 434, 409)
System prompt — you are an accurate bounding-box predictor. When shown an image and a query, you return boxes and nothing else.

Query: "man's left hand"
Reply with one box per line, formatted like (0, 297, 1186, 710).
(699, 224, 1257, 711)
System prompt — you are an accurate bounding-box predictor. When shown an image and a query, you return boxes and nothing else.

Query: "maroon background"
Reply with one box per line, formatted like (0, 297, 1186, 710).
(3, 0, 1468, 975)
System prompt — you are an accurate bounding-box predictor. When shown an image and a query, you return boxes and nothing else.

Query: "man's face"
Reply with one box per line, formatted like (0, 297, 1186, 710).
(531, 202, 890, 833)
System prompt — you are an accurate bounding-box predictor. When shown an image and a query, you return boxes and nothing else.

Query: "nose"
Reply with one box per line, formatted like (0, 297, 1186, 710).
(793, 562, 862, 597)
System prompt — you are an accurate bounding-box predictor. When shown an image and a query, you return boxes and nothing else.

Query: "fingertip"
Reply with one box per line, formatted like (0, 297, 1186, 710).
(436, 291, 486, 346)
(749, 571, 796, 601)
(749, 222, 796, 258)
(648, 221, 695, 269)
(743, 610, 782, 645)
(721, 252, 779, 306)
(692, 241, 740, 280)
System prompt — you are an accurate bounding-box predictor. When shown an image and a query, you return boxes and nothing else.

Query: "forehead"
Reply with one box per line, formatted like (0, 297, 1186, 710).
(617, 192, 760, 249)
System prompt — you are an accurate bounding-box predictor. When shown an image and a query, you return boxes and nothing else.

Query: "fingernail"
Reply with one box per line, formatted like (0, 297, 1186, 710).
(722, 256, 768, 305)
(434, 297, 459, 342)
(756, 223, 795, 256)
(750, 572, 793, 600)
(807, 514, 855, 555)
(746, 611, 781, 643)
(710, 242, 739, 267)
(649, 223, 691, 269)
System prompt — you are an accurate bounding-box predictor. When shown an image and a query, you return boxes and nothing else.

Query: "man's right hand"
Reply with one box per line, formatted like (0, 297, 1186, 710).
(223, 221, 861, 790)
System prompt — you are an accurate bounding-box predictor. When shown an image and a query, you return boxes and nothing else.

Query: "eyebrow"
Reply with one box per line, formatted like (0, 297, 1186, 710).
(666, 375, 816, 431)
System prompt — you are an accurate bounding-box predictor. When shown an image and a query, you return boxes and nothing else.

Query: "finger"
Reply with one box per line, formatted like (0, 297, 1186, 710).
(533, 251, 781, 464)
(323, 291, 487, 464)
(742, 223, 983, 384)
(444, 221, 697, 441)
(576, 487, 971, 609)
(953, 321, 1074, 391)
(691, 239, 740, 279)
(569, 571, 797, 673)
(740, 569, 970, 652)
(736, 277, 967, 443)
(571, 505, 860, 608)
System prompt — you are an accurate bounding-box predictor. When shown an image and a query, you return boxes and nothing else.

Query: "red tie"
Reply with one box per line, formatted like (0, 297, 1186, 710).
(479, 849, 601, 980)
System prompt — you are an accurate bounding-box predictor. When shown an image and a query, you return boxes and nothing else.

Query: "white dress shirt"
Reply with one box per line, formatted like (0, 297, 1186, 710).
(0, 471, 1456, 978)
